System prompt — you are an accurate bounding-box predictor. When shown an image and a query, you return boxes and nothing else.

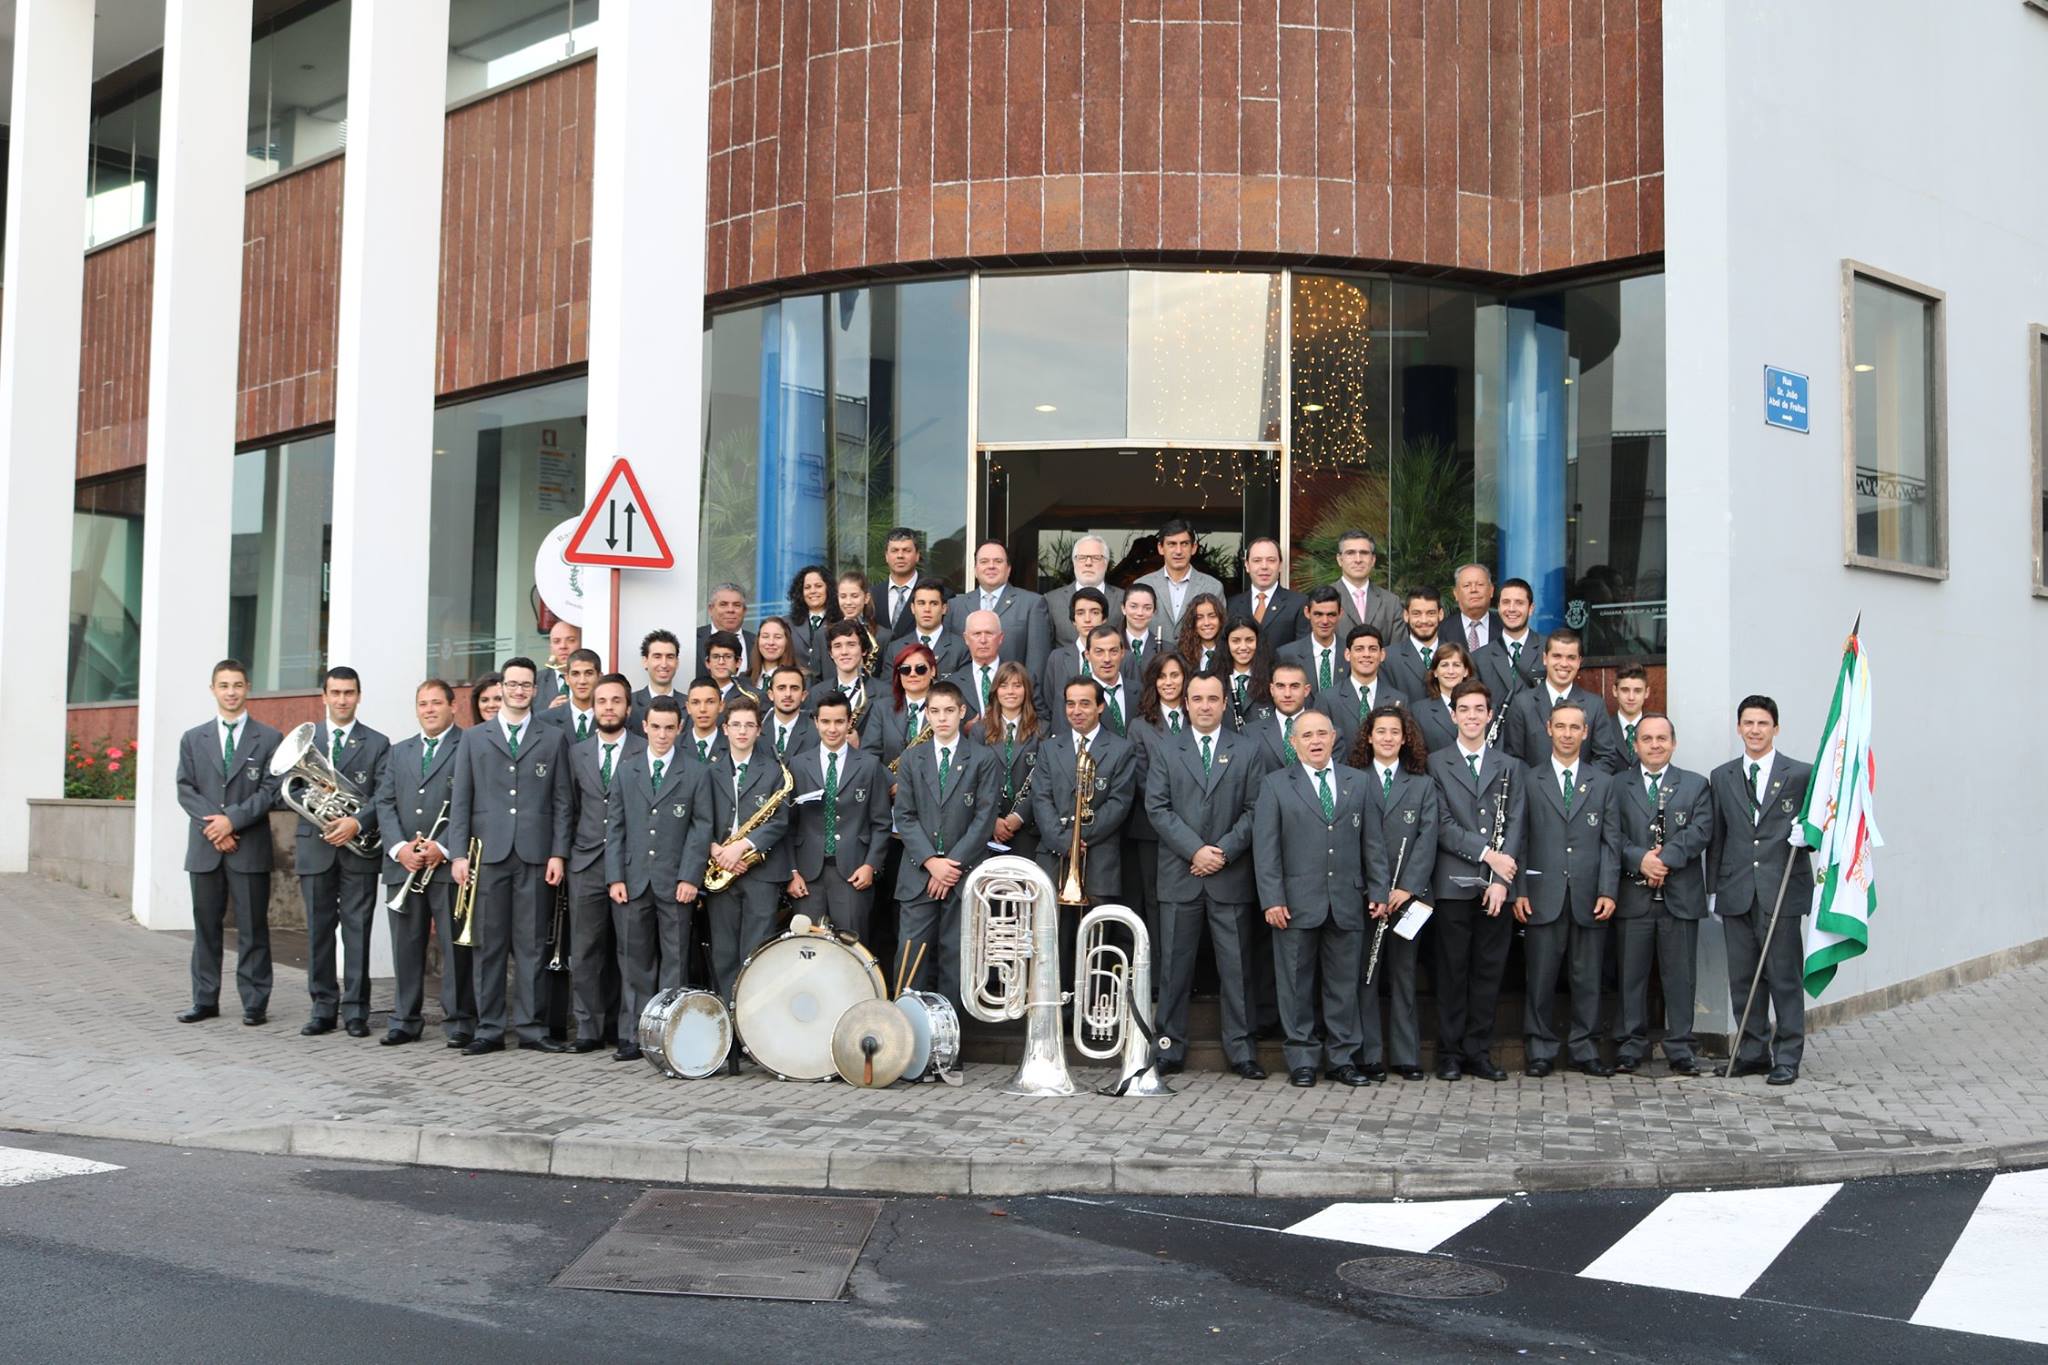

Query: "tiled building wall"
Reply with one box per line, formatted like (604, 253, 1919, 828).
(75, 232, 154, 479)
(238, 155, 345, 443)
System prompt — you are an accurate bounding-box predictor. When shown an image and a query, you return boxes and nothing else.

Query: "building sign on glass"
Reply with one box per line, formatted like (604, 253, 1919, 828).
(1765, 366, 1810, 433)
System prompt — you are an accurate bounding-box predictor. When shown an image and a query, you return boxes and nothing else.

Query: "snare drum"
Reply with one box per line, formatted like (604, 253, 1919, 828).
(730, 930, 887, 1081)
(895, 989, 961, 1084)
(636, 988, 733, 1080)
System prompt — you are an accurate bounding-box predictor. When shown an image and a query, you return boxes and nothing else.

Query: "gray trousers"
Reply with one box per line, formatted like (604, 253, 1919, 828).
(472, 857, 551, 1044)
(655, 893, 696, 992)
(1157, 897, 1255, 1066)
(1273, 921, 1364, 1073)
(566, 866, 617, 1042)
(1523, 917, 1607, 1063)
(896, 892, 964, 1013)
(189, 868, 272, 1014)
(612, 890, 669, 1038)
(1119, 837, 1161, 965)
(1434, 897, 1514, 1062)
(1617, 912, 1698, 1062)
(1365, 917, 1424, 1068)
(300, 863, 379, 1024)
(805, 865, 877, 944)
(708, 878, 782, 1002)
(1723, 910, 1807, 1067)
(385, 879, 477, 1038)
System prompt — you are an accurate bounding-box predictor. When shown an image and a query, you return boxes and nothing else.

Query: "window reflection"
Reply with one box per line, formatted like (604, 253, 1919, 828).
(978, 271, 1128, 441)
(247, 0, 351, 183)
(229, 435, 335, 693)
(1127, 271, 1283, 443)
(86, 90, 159, 248)
(1851, 274, 1942, 570)
(69, 474, 146, 704)
(447, 0, 599, 102)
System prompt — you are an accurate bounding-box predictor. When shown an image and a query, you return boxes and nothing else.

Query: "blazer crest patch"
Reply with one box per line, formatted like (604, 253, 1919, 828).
(851, 787, 868, 802)
(1585, 811, 1601, 827)
(1780, 798, 1796, 813)
(1674, 810, 1688, 825)
(351, 769, 369, 785)
(1352, 812, 1362, 829)
(671, 803, 688, 817)
(244, 762, 262, 780)
(534, 763, 549, 778)
(1403, 809, 1417, 824)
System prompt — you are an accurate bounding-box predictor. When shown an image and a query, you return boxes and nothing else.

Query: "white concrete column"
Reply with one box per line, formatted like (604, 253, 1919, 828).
(583, 0, 714, 676)
(130, 0, 257, 929)
(0, 0, 94, 871)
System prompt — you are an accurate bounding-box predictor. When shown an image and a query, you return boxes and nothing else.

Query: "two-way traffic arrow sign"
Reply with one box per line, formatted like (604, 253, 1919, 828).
(564, 458, 675, 569)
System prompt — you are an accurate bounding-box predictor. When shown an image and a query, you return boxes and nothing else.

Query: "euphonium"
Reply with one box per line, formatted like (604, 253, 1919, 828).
(960, 855, 1075, 1097)
(703, 761, 795, 892)
(269, 722, 382, 857)
(452, 836, 484, 947)
(1056, 747, 1096, 906)
(1073, 903, 1173, 1097)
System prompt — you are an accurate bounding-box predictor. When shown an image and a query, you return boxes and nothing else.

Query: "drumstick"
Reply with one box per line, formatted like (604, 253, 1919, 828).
(892, 942, 910, 999)
(902, 941, 929, 998)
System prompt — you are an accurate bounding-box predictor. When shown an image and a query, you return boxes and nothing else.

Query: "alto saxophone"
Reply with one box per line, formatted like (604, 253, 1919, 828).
(703, 761, 795, 892)
(1056, 747, 1097, 907)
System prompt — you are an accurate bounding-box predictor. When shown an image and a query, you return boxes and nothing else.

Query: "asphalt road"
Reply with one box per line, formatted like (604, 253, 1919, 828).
(0, 1133, 2036, 1364)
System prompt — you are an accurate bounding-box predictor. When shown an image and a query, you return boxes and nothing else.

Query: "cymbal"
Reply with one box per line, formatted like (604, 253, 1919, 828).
(832, 1000, 915, 1088)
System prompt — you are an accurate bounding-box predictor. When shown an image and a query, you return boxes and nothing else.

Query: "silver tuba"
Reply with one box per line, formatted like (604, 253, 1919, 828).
(269, 722, 381, 858)
(960, 855, 1075, 1098)
(1073, 904, 1174, 1097)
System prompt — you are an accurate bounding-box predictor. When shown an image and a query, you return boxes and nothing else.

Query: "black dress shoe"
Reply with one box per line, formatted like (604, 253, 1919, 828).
(1435, 1058, 1463, 1081)
(1360, 1063, 1388, 1084)
(1231, 1060, 1268, 1081)
(1766, 1064, 1799, 1086)
(242, 1011, 267, 1026)
(1328, 1065, 1370, 1087)
(1614, 1055, 1640, 1074)
(570, 1039, 605, 1054)
(612, 1044, 643, 1062)
(462, 1038, 505, 1056)
(1465, 1056, 1508, 1082)
(1157, 1060, 1186, 1076)
(446, 1033, 474, 1049)
(1572, 1059, 1616, 1078)
(1287, 1067, 1317, 1088)
(519, 1037, 569, 1053)
(1394, 1065, 1425, 1081)
(379, 1031, 415, 1046)
(1667, 1055, 1703, 1076)
(301, 1018, 336, 1037)
(1724, 1058, 1771, 1078)
(1526, 1058, 1555, 1078)
(344, 1020, 371, 1039)
(176, 1005, 219, 1024)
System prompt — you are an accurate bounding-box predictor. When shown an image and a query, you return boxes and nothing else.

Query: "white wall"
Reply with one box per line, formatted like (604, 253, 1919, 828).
(1666, 0, 2048, 1004)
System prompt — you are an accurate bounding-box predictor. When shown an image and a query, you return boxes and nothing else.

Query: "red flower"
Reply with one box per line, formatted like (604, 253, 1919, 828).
(106, 746, 123, 759)
(128, 739, 139, 750)
(107, 761, 122, 773)
(82, 756, 94, 767)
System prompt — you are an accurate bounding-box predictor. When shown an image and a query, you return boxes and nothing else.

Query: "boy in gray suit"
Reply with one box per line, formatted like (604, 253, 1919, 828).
(561, 674, 642, 1052)
(292, 665, 390, 1038)
(375, 679, 471, 1046)
(894, 682, 999, 1008)
(703, 696, 794, 1004)
(1609, 713, 1715, 1074)
(174, 658, 284, 1025)
(786, 692, 893, 943)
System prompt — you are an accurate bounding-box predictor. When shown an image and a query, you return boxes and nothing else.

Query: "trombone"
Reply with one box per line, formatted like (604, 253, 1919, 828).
(1074, 904, 1173, 1097)
(1056, 747, 1096, 906)
(451, 837, 483, 947)
(385, 800, 450, 913)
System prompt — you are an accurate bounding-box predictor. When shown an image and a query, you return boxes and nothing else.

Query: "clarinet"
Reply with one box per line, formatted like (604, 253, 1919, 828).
(1643, 785, 1669, 903)
(1365, 836, 1409, 986)
(1483, 766, 1511, 895)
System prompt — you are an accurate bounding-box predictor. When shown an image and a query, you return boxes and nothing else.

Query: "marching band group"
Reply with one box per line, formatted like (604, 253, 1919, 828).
(173, 521, 1815, 1089)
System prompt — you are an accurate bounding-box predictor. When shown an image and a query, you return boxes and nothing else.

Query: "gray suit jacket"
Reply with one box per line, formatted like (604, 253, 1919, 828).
(1413, 694, 1460, 755)
(1225, 583, 1306, 656)
(1276, 635, 1347, 698)
(1379, 635, 1442, 702)
(787, 744, 893, 880)
(1240, 704, 1317, 774)
(375, 728, 463, 888)
(1503, 683, 1623, 772)
(1513, 760, 1622, 926)
(900, 626, 969, 677)
(893, 739, 1000, 899)
(1708, 755, 1815, 917)
(1252, 762, 1373, 931)
(567, 731, 645, 874)
(1426, 745, 1529, 904)
(1028, 727, 1138, 899)
(944, 583, 1052, 679)
(1610, 764, 1714, 920)
(704, 752, 794, 882)
(1145, 725, 1269, 905)
(1318, 674, 1412, 754)
(1471, 631, 1546, 702)
(176, 718, 284, 874)
(534, 702, 599, 739)
(602, 746, 714, 897)
(764, 711, 819, 763)
(695, 624, 759, 677)
(681, 729, 731, 768)
(1135, 568, 1225, 639)
(1362, 764, 1439, 905)
(1046, 580, 1126, 648)
(292, 721, 390, 876)
(1336, 580, 1404, 645)
(446, 715, 573, 867)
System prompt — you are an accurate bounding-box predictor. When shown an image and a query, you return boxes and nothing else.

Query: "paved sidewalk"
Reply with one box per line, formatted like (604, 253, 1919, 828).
(5, 875, 2045, 1198)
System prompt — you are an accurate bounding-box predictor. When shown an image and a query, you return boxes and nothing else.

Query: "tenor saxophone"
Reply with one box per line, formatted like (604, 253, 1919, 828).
(703, 761, 795, 892)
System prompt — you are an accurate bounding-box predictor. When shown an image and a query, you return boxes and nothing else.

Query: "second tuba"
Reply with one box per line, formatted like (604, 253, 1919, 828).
(1073, 904, 1173, 1097)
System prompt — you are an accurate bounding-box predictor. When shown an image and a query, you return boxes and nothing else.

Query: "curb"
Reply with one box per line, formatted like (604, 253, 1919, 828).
(6, 1114, 2043, 1199)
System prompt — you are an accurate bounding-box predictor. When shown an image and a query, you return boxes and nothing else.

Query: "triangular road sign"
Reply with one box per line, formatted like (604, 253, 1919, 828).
(564, 458, 675, 569)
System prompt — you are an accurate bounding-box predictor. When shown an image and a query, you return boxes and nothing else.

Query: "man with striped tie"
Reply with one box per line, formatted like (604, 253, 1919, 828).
(947, 608, 1011, 719)
(1276, 586, 1346, 700)
(1606, 665, 1653, 773)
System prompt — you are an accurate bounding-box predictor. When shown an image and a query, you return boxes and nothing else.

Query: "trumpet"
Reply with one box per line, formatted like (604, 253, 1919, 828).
(703, 761, 794, 892)
(270, 722, 382, 858)
(452, 836, 483, 947)
(1056, 747, 1096, 906)
(385, 799, 451, 913)
(960, 855, 1075, 1097)
(1074, 904, 1173, 1097)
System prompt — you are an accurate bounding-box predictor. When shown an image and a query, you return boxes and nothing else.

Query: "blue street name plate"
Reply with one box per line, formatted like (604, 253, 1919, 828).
(1765, 366, 1810, 432)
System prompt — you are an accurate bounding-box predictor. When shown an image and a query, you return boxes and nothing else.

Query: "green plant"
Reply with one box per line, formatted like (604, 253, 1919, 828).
(65, 735, 138, 800)
(1292, 436, 1494, 598)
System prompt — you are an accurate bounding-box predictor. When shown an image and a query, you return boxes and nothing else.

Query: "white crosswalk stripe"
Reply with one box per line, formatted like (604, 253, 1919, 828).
(1577, 1183, 1842, 1299)
(0, 1144, 123, 1189)
(1910, 1169, 2048, 1346)
(1282, 1197, 1504, 1253)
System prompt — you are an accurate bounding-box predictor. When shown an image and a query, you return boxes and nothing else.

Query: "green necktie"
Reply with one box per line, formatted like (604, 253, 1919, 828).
(600, 742, 616, 789)
(1105, 689, 1125, 736)
(907, 702, 923, 741)
(331, 730, 346, 766)
(697, 739, 709, 762)
(1420, 645, 1434, 670)
(576, 713, 590, 740)
(979, 666, 993, 709)
(1625, 722, 1638, 756)
(1382, 766, 1393, 798)
(1561, 767, 1574, 814)
(421, 735, 437, 777)
(936, 746, 952, 798)
(776, 722, 788, 756)
(809, 614, 824, 630)
(1131, 637, 1144, 663)
(1466, 752, 1480, 778)
(1316, 768, 1335, 822)
(935, 748, 953, 854)
(1003, 724, 1017, 803)
(1282, 713, 1296, 765)
(1200, 734, 1213, 774)
(1647, 770, 1662, 801)
(1319, 648, 1333, 691)
(222, 721, 238, 778)
(1509, 640, 1522, 672)
(1169, 710, 1182, 733)
(1234, 675, 1248, 708)
(735, 761, 749, 791)
(1747, 761, 1761, 814)
(650, 757, 664, 792)
(823, 751, 840, 856)
(506, 723, 522, 757)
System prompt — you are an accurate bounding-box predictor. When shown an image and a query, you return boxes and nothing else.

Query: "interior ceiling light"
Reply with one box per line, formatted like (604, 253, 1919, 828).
(1034, 403, 1057, 412)
(1301, 402, 1325, 412)
(1853, 363, 1876, 372)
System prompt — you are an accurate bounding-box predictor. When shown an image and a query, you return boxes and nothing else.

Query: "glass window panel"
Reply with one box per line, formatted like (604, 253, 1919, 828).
(68, 474, 146, 703)
(1850, 274, 1942, 569)
(1388, 281, 1486, 597)
(2039, 333, 2048, 591)
(85, 89, 159, 248)
(978, 271, 1128, 441)
(447, 0, 599, 103)
(427, 377, 588, 682)
(1127, 270, 1283, 442)
(1288, 273, 1392, 589)
(247, 0, 352, 183)
(228, 434, 335, 693)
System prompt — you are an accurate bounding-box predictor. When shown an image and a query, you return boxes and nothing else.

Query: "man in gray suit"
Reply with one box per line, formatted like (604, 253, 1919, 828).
(1709, 695, 1815, 1086)
(763, 666, 820, 762)
(1513, 700, 1621, 1077)
(1448, 563, 1506, 654)
(533, 619, 581, 712)
(1253, 708, 1373, 1088)
(375, 679, 472, 1046)
(703, 695, 794, 1006)
(1040, 588, 1115, 707)
(1225, 535, 1306, 657)
(901, 581, 970, 676)
(786, 692, 892, 943)
(1331, 529, 1404, 645)
(1427, 678, 1529, 1082)
(1146, 672, 1272, 1079)
(1044, 535, 1126, 649)
(1357, 703, 1439, 1081)
(894, 682, 999, 1008)
(560, 674, 642, 1052)
(174, 658, 284, 1025)
(536, 648, 603, 741)
(945, 540, 1052, 679)
(1134, 518, 1225, 640)
(1318, 625, 1412, 755)
(1471, 577, 1545, 702)
(1610, 713, 1714, 1074)
(605, 696, 713, 1058)
(694, 583, 758, 676)
(1029, 677, 1140, 909)
(1276, 586, 1347, 697)
(1501, 629, 1623, 770)
(1380, 587, 1448, 701)
(291, 665, 390, 1038)
(448, 656, 574, 1055)
(1241, 661, 1319, 773)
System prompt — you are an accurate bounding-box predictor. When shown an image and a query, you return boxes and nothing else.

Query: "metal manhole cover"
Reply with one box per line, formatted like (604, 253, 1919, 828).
(553, 1189, 882, 1301)
(1337, 1255, 1506, 1299)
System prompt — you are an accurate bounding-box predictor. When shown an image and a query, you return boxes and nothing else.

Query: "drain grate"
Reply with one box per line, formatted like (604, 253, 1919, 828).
(1337, 1255, 1506, 1300)
(553, 1189, 882, 1301)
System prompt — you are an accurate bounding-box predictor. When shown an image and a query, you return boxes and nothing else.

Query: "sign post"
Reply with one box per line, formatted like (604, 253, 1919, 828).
(564, 457, 676, 668)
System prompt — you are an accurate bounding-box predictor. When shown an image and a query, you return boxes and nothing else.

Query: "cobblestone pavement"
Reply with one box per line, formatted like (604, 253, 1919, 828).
(5, 876, 2044, 1197)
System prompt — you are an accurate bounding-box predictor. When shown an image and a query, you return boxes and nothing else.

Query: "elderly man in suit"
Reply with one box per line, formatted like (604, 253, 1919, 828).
(1448, 563, 1506, 654)
(605, 696, 713, 1058)
(1147, 672, 1273, 1079)
(1380, 587, 1448, 701)
(1427, 678, 1529, 1082)
(1135, 518, 1225, 640)
(1253, 708, 1373, 1088)
(1610, 712, 1714, 1075)
(558, 674, 642, 1052)
(786, 691, 893, 944)
(1501, 629, 1623, 770)
(1709, 695, 1816, 1086)
(1512, 699, 1621, 1077)
(290, 665, 391, 1039)
(694, 583, 758, 676)
(1331, 530, 1403, 645)
(375, 679, 472, 1047)
(448, 656, 574, 1056)
(702, 695, 794, 1005)
(1356, 704, 1439, 1081)
(945, 539, 1052, 678)
(1045, 535, 1126, 649)
(1472, 577, 1545, 702)
(174, 658, 285, 1026)
(1225, 535, 1306, 657)
(894, 682, 999, 1008)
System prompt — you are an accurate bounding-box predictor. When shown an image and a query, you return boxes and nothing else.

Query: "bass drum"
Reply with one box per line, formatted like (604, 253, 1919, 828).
(895, 989, 961, 1084)
(636, 988, 733, 1080)
(730, 931, 887, 1081)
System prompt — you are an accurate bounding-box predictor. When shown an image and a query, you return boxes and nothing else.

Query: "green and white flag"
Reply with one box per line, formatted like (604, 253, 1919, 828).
(1799, 626, 1882, 997)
